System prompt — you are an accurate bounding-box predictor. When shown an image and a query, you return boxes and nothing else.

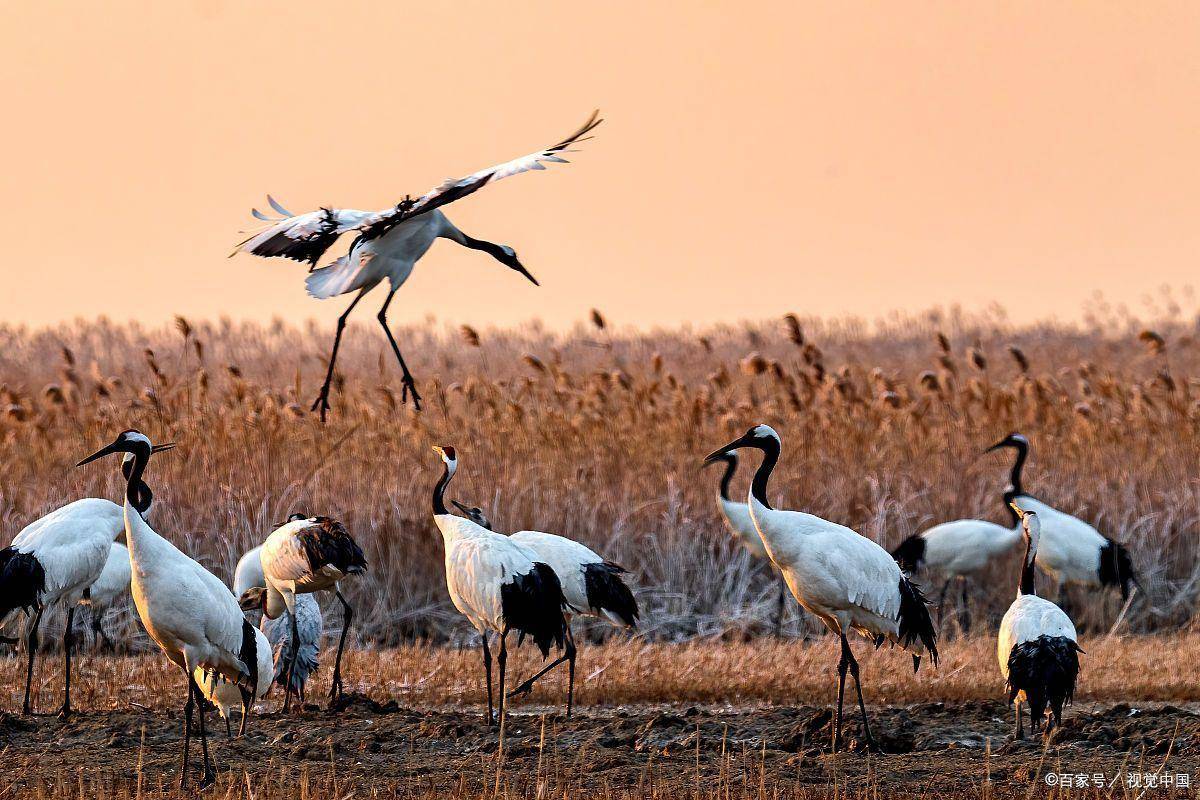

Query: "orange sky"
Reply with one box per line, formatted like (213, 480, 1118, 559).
(3, 2, 1198, 331)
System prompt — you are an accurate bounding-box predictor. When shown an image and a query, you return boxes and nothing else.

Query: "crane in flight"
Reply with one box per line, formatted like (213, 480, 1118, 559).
(232, 111, 602, 420)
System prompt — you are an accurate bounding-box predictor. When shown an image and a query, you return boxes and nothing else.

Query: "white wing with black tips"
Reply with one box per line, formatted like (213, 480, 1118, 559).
(356, 110, 603, 243)
(232, 205, 384, 266)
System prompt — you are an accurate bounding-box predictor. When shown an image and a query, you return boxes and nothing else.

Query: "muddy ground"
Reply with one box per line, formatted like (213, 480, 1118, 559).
(1, 697, 1197, 796)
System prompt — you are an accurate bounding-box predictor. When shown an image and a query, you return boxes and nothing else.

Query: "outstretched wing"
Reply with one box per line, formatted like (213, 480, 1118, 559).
(231, 199, 382, 267)
(357, 110, 602, 243)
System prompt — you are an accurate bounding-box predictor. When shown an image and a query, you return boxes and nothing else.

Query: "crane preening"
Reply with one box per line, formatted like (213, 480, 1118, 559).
(76, 430, 259, 789)
(704, 425, 938, 753)
(998, 506, 1083, 739)
(431, 446, 568, 726)
(1, 448, 168, 716)
(239, 515, 366, 710)
(231, 111, 602, 421)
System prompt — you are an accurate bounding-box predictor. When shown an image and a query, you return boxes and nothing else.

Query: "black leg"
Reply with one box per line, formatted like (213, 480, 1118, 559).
(843, 634, 877, 752)
(225, 715, 233, 739)
(497, 630, 509, 726)
(188, 672, 215, 788)
(180, 677, 194, 789)
(59, 606, 75, 718)
(22, 603, 44, 715)
(283, 608, 299, 712)
(311, 287, 369, 422)
(1014, 700, 1023, 739)
(482, 634, 495, 726)
(833, 632, 849, 752)
(775, 581, 787, 638)
(376, 286, 422, 410)
(959, 578, 971, 636)
(565, 633, 577, 719)
(91, 608, 114, 652)
(507, 651, 571, 698)
(936, 580, 951, 635)
(329, 590, 353, 706)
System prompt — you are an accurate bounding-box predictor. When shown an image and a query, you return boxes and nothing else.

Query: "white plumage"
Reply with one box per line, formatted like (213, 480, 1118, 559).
(988, 433, 1137, 599)
(997, 507, 1082, 739)
(232, 111, 601, 418)
(2, 462, 153, 716)
(431, 446, 567, 726)
(233, 544, 265, 598)
(85, 541, 133, 649)
(76, 430, 255, 788)
(255, 514, 364, 709)
(194, 625, 273, 738)
(705, 425, 938, 753)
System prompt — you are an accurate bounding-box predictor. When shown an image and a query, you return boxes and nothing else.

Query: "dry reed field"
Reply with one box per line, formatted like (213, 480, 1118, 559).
(2, 306, 1200, 797)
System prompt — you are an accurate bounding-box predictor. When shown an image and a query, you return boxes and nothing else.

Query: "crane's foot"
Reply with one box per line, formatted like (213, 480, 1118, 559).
(310, 389, 333, 422)
(400, 374, 422, 410)
(505, 678, 537, 699)
(198, 767, 216, 790)
(57, 704, 72, 720)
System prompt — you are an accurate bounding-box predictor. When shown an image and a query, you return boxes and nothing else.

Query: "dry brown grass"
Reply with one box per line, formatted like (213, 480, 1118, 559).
(0, 305, 1199, 649)
(3, 634, 1198, 713)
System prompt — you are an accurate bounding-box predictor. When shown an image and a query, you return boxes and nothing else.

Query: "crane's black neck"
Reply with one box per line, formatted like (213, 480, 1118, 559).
(120, 457, 153, 515)
(121, 444, 153, 518)
(433, 461, 455, 516)
(460, 235, 508, 263)
(717, 454, 737, 501)
(750, 439, 780, 510)
(1019, 533, 1037, 596)
(1001, 441, 1029, 526)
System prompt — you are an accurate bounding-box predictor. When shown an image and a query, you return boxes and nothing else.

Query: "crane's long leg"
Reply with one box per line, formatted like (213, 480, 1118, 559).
(238, 687, 252, 737)
(91, 607, 114, 652)
(58, 606, 75, 718)
(497, 629, 509, 726)
(833, 632, 849, 753)
(842, 634, 877, 752)
(22, 603, 44, 715)
(506, 629, 578, 718)
(482, 634, 495, 726)
(376, 286, 422, 410)
(775, 581, 787, 638)
(959, 577, 971, 636)
(188, 671, 215, 788)
(329, 590, 353, 706)
(224, 715, 233, 739)
(311, 287, 369, 423)
(936, 579, 951, 635)
(180, 674, 194, 789)
(283, 608, 300, 713)
(1014, 699, 1023, 740)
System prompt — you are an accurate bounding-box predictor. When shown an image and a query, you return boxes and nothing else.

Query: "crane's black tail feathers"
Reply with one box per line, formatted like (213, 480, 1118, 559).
(897, 576, 938, 670)
(583, 562, 639, 628)
(238, 618, 260, 696)
(891, 535, 926, 575)
(1006, 635, 1082, 729)
(0, 548, 45, 621)
(501, 562, 568, 658)
(1098, 539, 1139, 600)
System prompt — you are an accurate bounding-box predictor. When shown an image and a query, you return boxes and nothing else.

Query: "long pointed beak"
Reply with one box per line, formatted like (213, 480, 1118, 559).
(984, 440, 1006, 454)
(512, 261, 539, 286)
(451, 500, 470, 514)
(703, 439, 746, 465)
(76, 442, 121, 467)
(151, 443, 176, 454)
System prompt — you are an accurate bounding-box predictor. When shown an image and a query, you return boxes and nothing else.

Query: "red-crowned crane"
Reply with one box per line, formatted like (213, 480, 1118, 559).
(231, 111, 601, 420)
(240, 515, 365, 710)
(998, 506, 1083, 739)
(431, 447, 567, 727)
(448, 500, 638, 717)
(77, 430, 260, 789)
(704, 425, 938, 753)
(987, 433, 1138, 606)
(1, 449, 166, 715)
